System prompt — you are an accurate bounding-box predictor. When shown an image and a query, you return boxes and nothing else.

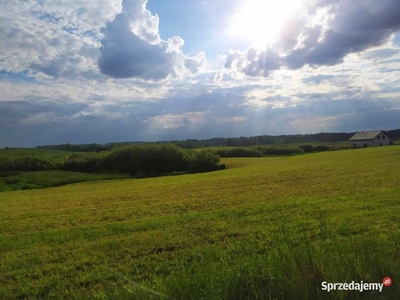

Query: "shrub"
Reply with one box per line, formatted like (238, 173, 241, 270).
(102, 144, 189, 175)
(0, 155, 56, 172)
(299, 144, 315, 153)
(263, 147, 304, 156)
(100, 144, 222, 176)
(191, 150, 221, 172)
(61, 153, 104, 173)
(314, 145, 330, 152)
(219, 148, 264, 158)
(216, 149, 228, 157)
(229, 148, 264, 157)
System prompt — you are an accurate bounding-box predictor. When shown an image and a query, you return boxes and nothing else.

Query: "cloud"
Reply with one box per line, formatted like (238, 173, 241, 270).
(1, 80, 400, 148)
(1, 0, 400, 148)
(225, 48, 282, 77)
(29, 52, 98, 79)
(98, 0, 205, 80)
(302, 75, 335, 85)
(0, 0, 118, 79)
(179, 117, 191, 130)
(224, 0, 400, 77)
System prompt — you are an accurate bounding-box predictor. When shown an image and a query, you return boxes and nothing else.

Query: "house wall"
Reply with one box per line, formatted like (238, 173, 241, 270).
(372, 133, 390, 146)
(351, 133, 390, 148)
(352, 140, 373, 148)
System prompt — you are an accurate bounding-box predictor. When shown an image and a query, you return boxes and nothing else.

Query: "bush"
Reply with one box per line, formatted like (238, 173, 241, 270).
(100, 144, 222, 176)
(299, 144, 315, 153)
(0, 145, 225, 177)
(61, 153, 104, 173)
(191, 150, 221, 172)
(314, 145, 330, 152)
(101, 145, 189, 175)
(218, 148, 264, 158)
(216, 149, 228, 157)
(0, 155, 56, 172)
(262, 147, 304, 156)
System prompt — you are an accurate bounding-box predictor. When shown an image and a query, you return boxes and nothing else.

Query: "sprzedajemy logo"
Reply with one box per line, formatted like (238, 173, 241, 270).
(321, 277, 392, 293)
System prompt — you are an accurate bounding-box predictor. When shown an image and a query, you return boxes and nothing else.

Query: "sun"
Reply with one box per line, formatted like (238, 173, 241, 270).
(229, 0, 304, 47)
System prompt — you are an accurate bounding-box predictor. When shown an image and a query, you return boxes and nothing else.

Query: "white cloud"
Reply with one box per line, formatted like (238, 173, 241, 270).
(223, 0, 400, 77)
(145, 112, 204, 129)
(98, 0, 206, 80)
(0, 0, 400, 147)
(0, 0, 121, 79)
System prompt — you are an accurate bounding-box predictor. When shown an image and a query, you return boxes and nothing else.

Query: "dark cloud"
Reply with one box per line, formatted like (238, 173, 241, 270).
(98, 0, 204, 80)
(225, 0, 400, 76)
(178, 117, 191, 130)
(0, 100, 88, 123)
(0, 100, 146, 147)
(0, 87, 251, 147)
(1, 88, 399, 148)
(98, 13, 174, 80)
(277, 17, 306, 51)
(30, 55, 86, 78)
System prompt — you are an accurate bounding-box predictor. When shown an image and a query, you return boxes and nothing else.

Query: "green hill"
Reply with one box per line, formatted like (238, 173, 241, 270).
(0, 146, 399, 299)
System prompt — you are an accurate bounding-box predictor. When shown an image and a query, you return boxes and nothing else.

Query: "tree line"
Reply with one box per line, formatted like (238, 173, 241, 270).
(30, 129, 400, 152)
(0, 144, 225, 176)
(216, 144, 332, 158)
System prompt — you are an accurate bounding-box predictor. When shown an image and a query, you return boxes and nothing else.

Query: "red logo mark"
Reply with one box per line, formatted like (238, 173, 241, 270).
(382, 277, 392, 287)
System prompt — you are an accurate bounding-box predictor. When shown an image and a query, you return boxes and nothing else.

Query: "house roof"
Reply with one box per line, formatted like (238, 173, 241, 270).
(349, 130, 384, 141)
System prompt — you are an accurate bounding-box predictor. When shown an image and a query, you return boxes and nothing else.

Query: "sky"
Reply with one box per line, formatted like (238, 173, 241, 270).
(1, 0, 400, 147)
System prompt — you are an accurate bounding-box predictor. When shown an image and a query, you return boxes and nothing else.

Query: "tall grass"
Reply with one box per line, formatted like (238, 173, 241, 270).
(152, 229, 398, 300)
(66, 228, 399, 300)
(0, 146, 399, 299)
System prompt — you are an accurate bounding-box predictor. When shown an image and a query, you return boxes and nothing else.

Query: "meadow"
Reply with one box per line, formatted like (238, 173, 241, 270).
(0, 145, 223, 192)
(0, 146, 399, 299)
(0, 148, 128, 192)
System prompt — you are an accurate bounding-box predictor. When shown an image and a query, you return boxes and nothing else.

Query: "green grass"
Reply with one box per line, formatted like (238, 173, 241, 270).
(0, 148, 128, 192)
(0, 171, 129, 192)
(0, 146, 399, 299)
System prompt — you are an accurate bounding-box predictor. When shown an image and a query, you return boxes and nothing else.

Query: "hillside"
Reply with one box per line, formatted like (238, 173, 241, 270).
(0, 146, 399, 299)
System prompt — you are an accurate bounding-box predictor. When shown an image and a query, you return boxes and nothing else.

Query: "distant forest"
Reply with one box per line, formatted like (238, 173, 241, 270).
(35, 129, 400, 152)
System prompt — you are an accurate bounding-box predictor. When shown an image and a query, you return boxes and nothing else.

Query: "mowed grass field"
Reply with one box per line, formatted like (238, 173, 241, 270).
(0, 146, 399, 299)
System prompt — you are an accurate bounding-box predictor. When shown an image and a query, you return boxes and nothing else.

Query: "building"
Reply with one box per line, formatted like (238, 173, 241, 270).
(349, 130, 390, 148)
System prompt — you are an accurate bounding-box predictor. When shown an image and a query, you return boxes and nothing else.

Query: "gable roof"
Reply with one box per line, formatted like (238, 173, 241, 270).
(349, 130, 384, 141)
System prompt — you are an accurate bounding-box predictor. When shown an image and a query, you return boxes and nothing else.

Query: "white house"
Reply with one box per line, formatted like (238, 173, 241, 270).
(349, 130, 390, 148)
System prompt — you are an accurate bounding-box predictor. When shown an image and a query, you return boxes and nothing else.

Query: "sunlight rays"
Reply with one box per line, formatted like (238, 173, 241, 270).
(229, 0, 304, 48)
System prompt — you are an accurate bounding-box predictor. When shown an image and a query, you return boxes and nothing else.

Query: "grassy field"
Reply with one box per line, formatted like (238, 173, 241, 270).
(0, 171, 129, 192)
(0, 148, 129, 192)
(0, 146, 399, 299)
